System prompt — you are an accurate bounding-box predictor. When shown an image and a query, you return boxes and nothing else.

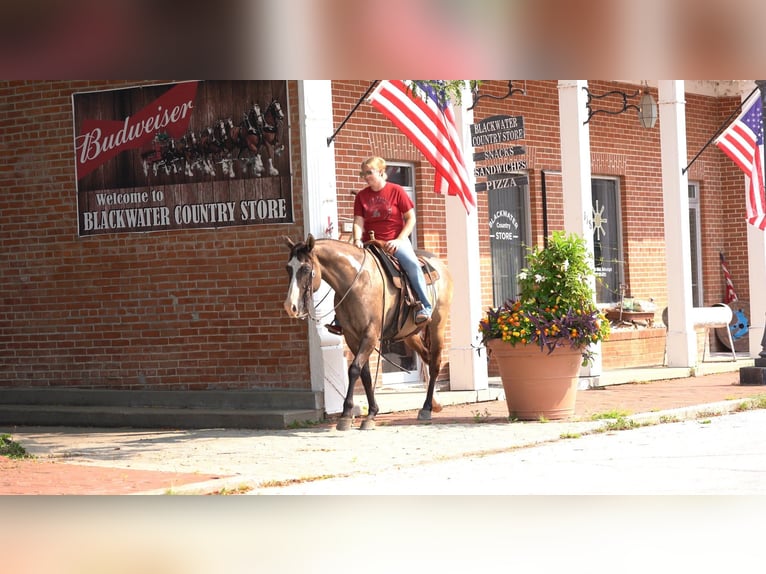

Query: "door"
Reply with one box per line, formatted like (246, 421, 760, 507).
(381, 162, 420, 386)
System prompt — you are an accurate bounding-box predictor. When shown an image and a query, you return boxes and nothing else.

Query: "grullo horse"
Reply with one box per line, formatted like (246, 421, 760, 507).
(283, 235, 453, 430)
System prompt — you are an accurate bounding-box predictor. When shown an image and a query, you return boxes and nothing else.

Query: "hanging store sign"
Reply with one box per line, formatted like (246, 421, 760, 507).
(475, 174, 529, 192)
(473, 145, 526, 162)
(470, 115, 525, 147)
(72, 80, 293, 236)
(474, 159, 528, 178)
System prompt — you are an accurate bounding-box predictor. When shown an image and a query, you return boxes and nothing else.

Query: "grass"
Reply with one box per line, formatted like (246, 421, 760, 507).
(209, 484, 254, 495)
(0, 434, 30, 459)
(734, 395, 766, 412)
(590, 409, 631, 421)
(594, 416, 644, 433)
(258, 474, 337, 489)
(585, 394, 766, 436)
(471, 408, 493, 423)
(658, 414, 681, 424)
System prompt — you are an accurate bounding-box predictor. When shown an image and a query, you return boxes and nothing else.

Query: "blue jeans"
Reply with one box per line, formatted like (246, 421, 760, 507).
(393, 240, 432, 314)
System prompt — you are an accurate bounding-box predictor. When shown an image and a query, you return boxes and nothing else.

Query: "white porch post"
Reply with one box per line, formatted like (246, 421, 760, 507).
(744, 82, 766, 358)
(446, 85, 488, 391)
(659, 80, 696, 367)
(297, 81, 349, 413)
(747, 223, 766, 358)
(557, 80, 601, 381)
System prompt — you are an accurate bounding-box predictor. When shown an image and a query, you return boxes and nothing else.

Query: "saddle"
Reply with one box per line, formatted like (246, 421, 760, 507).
(365, 240, 440, 340)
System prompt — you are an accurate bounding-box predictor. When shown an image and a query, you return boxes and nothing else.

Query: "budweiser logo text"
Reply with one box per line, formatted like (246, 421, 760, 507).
(74, 82, 198, 180)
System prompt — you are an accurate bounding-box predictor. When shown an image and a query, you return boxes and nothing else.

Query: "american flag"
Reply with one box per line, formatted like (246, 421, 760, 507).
(719, 252, 738, 304)
(715, 91, 766, 230)
(368, 80, 476, 215)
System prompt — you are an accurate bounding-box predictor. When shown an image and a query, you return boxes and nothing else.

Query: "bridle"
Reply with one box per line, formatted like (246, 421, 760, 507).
(292, 246, 369, 323)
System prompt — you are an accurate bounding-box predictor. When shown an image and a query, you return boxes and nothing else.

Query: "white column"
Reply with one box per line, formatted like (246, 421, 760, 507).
(744, 82, 766, 358)
(446, 85, 488, 391)
(747, 223, 766, 358)
(297, 81, 349, 413)
(557, 80, 601, 379)
(659, 80, 696, 367)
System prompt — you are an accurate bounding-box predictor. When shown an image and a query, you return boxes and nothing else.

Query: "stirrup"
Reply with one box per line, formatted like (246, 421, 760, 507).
(325, 320, 343, 336)
(414, 307, 431, 324)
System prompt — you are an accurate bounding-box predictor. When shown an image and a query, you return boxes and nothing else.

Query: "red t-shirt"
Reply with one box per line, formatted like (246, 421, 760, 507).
(353, 182, 414, 242)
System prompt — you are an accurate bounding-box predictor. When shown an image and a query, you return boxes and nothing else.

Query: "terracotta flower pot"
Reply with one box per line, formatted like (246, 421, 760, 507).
(487, 339, 582, 420)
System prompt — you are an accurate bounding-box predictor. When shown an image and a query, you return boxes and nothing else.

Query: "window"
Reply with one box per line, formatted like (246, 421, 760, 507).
(591, 178, 623, 304)
(688, 182, 703, 307)
(488, 181, 530, 305)
(385, 162, 417, 247)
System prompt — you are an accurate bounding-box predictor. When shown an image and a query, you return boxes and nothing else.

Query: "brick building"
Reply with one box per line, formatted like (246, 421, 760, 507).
(0, 80, 762, 426)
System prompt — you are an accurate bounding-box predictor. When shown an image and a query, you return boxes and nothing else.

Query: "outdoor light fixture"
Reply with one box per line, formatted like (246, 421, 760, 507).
(584, 82, 658, 128)
(637, 87, 658, 128)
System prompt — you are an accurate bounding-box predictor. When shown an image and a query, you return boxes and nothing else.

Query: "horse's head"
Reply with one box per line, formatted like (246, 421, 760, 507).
(248, 103, 264, 128)
(283, 234, 321, 319)
(266, 99, 284, 124)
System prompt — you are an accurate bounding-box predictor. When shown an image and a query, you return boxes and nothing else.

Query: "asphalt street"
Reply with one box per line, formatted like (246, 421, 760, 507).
(252, 408, 766, 494)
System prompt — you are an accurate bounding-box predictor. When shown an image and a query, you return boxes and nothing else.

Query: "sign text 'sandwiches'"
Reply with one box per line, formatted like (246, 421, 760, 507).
(72, 80, 293, 236)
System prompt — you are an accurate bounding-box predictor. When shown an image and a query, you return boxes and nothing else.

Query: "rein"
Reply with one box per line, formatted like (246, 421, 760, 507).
(305, 245, 369, 323)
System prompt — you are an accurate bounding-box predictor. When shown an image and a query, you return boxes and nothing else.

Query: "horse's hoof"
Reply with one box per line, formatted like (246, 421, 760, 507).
(336, 417, 353, 431)
(360, 419, 376, 430)
(417, 409, 432, 421)
(432, 401, 443, 413)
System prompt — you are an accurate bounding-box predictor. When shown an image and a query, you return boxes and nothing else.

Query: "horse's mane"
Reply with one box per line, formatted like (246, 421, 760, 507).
(287, 236, 361, 261)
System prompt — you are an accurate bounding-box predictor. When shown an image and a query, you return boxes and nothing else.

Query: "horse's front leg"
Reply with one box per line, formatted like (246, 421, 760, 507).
(337, 344, 376, 431)
(358, 362, 379, 430)
(337, 363, 358, 431)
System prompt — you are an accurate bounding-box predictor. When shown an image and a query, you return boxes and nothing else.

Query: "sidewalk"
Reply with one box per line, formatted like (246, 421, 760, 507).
(2, 358, 765, 495)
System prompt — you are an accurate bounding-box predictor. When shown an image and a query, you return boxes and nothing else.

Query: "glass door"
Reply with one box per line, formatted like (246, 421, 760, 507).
(381, 162, 420, 385)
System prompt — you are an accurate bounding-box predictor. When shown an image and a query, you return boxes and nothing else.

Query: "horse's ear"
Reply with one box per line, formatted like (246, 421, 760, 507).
(306, 234, 315, 250)
(283, 236, 296, 249)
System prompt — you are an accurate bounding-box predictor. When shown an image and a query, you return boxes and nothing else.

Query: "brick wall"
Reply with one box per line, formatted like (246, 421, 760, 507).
(0, 80, 309, 390)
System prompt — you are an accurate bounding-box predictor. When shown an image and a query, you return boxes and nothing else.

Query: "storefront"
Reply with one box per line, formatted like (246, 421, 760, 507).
(0, 79, 763, 423)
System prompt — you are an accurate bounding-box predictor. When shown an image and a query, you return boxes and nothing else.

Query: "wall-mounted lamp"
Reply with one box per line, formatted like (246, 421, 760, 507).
(637, 87, 658, 128)
(583, 82, 657, 128)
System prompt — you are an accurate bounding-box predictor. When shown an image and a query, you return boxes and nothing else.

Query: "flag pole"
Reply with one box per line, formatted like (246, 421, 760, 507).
(682, 84, 760, 175)
(326, 80, 379, 146)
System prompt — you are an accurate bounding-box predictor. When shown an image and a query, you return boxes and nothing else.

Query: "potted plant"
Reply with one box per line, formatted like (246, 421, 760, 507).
(478, 231, 610, 420)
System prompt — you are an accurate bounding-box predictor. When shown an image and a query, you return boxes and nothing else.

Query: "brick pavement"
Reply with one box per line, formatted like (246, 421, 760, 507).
(2, 370, 765, 495)
(0, 457, 224, 495)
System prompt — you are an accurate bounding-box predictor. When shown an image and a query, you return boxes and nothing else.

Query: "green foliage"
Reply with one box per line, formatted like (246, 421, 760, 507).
(518, 231, 596, 311)
(0, 434, 30, 459)
(408, 80, 481, 107)
(479, 231, 611, 365)
(590, 409, 631, 420)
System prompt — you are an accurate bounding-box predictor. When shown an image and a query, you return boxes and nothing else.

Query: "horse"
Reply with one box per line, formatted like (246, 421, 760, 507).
(247, 100, 283, 176)
(222, 116, 265, 176)
(283, 234, 453, 430)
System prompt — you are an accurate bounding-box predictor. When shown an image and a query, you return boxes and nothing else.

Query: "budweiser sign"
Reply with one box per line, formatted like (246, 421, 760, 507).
(74, 81, 198, 180)
(72, 80, 293, 236)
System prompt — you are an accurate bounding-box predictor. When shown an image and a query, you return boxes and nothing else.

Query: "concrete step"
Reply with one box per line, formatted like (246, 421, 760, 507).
(0, 388, 325, 430)
(0, 404, 324, 430)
